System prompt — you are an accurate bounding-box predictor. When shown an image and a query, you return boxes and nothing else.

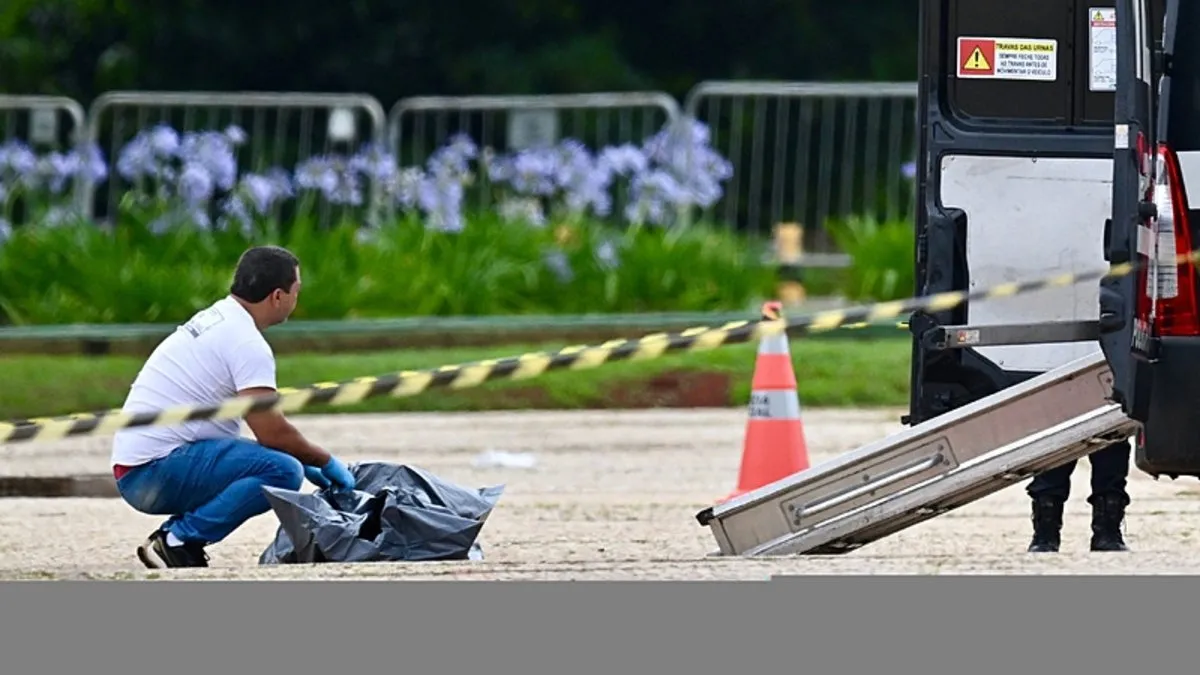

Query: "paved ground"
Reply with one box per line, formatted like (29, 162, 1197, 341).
(2, 408, 1200, 580)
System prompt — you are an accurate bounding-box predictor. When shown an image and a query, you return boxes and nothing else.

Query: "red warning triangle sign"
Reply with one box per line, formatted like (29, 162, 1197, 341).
(958, 38, 996, 77)
(963, 47, 991, 71)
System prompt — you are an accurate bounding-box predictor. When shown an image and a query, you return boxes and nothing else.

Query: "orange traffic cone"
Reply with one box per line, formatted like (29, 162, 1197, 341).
(722, 301, 810, 502)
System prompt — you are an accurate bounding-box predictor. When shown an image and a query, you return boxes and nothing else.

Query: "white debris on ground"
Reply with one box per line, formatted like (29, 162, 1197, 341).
(471, 450, 538, 469)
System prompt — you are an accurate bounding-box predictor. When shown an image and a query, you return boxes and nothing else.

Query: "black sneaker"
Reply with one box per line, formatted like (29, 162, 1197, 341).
(136, 530, 210, 569)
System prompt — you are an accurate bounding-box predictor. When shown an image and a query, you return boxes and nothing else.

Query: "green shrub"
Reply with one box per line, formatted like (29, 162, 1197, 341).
(0, 211, 779, 325)
(825, 215, 915, 302)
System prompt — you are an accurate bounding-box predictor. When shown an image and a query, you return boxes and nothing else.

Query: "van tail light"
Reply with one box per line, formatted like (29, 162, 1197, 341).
(1134, 142, 1200, 343)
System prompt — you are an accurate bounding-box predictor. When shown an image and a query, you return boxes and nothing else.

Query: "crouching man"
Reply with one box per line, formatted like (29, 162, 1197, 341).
(110, 245, 356, 568)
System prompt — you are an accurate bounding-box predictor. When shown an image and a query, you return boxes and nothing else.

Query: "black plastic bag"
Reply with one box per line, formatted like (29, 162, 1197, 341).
(258, 461, 505, 565)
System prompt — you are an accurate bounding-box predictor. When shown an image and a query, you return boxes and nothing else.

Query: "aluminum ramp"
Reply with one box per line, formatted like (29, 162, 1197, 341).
(695, 351, 1140, 557)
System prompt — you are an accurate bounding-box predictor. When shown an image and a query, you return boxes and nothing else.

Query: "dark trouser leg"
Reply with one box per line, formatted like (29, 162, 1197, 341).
(1025, 460, 1074, 553)
(1023, 439, 1132, 553)
(1086, 439, 1131, 552)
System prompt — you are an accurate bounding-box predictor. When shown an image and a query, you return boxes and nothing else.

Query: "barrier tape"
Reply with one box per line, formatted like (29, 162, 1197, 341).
(3, 247, 1197, 446)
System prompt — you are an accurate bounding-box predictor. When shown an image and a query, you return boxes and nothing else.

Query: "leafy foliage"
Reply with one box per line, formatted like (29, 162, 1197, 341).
(0, 116, 784, 325)
(0, 1, 919, 102)
(825, 215, 915, 302)
(0, 207, 776, 325)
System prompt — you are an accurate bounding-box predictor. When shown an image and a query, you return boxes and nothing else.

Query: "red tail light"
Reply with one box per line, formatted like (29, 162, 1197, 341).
(1135, 143, 1200, 339)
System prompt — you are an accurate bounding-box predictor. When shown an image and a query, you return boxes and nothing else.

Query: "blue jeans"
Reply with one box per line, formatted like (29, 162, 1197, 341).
(115, 437, 305, 546)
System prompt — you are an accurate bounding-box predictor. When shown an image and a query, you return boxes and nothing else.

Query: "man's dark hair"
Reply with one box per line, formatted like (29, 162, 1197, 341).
(229, 245, 300, 303)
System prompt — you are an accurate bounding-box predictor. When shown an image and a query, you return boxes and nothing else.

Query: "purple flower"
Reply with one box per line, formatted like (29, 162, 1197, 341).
(559, 152, 614, 217)
(503, 149, 561, 196)
(554, 140, 614, 216)
(542, 247, 574, 283)
(217, 195, 255, 235)
(294, 155, 363, 205)
(389, 166, 424, 208)
(243, 176, 275, 213)
(400, 134, 476, 230)
(179, 131, 237, 191)
(498, 196, 546, 228)
(349, 142, 399, 185)
(21, 143, 110, 196)
(427, 134, 477, 179)
(148, 125, 180, 156)
(117, 126, 178, 182)
(902, 161, 917, 179)
(190, 208, 212, 229)
(41, 206, 79, 228)
(147, 215, 173, 234)
(76, 143, 108, 184)
(233, 169, 292, 216)
(0, 140, 38, 189)
(486, 139, 617, 219)
(350, 142, 425, 208)
(148, 204, 209, 234)
(625, 169, 690, 226)
(177, 162, 215, 207)
(33, 151, 75, 194)
(294, 156, 340, 194)
(416, 174, 464, 232)
(265, 168, 293, 197)
(594, 239, 620, 271)
(637, 117, 733, 211)
(330, 172, 364, 206)
(224, 125, 248, 146)
(598, 144, 648, 176)
(355, 225, 381, 245)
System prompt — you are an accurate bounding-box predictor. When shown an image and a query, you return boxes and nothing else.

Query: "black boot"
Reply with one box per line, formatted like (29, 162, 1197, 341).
(1027, 496, 1063, 553)
(1089, 494, 1129, 552)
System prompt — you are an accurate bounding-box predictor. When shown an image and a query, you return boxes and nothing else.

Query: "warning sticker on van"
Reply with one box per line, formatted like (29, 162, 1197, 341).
(1088, 8, 1117, 91)
(957, 37, 1058, 82)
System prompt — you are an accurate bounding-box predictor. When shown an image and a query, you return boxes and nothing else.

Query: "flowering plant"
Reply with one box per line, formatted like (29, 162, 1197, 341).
(0, 117, 780, 325)
(0, 115, 731, 237)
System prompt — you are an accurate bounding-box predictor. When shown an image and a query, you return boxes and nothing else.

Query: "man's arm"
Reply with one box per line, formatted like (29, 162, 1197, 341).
(226, 336, 329, 467)
(238, 387, 332, 467)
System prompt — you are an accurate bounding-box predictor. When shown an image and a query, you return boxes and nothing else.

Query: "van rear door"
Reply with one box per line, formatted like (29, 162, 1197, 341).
(1124, 0, 1200, 477)
(908, 0, 1164, 426)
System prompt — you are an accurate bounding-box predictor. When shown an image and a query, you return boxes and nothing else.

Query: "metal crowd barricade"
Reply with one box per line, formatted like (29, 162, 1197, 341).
(81, 91, 388, 224)
(0, 95, 86, 149)
(681, 81, 918, 254)
(386, 92, 681, 215)
(0, 96, 88, 226)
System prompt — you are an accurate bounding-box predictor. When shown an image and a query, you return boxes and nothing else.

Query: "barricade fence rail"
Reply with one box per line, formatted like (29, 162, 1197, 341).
(81, 92, 389, 224)
(0, 82, 919, 257)
(680, 81, 918, 248)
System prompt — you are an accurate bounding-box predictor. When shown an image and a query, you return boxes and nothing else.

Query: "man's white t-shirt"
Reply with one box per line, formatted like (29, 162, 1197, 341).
(111, 295, 278, 467)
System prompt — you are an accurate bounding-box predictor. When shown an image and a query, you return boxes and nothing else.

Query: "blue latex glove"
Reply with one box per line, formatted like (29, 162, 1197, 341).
(304, 464, 331, 490)
(320, 456, 356, 493)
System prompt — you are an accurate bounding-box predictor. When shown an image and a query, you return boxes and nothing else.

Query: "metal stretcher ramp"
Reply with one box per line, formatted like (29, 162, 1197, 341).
(695, 351, 1140, 557)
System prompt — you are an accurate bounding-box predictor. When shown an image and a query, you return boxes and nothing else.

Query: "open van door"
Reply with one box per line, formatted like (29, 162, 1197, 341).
(1098, 0, 1159, 425)
(907, 0, 1164, 429)
(1126, 0, 1200, 477)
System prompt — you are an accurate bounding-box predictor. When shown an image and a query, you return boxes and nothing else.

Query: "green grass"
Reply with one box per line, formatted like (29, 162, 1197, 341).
(0, 337, 913, 420)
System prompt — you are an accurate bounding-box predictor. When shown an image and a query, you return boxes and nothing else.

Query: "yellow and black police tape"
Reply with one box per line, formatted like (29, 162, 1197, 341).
(4, 246, 1200, 446)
